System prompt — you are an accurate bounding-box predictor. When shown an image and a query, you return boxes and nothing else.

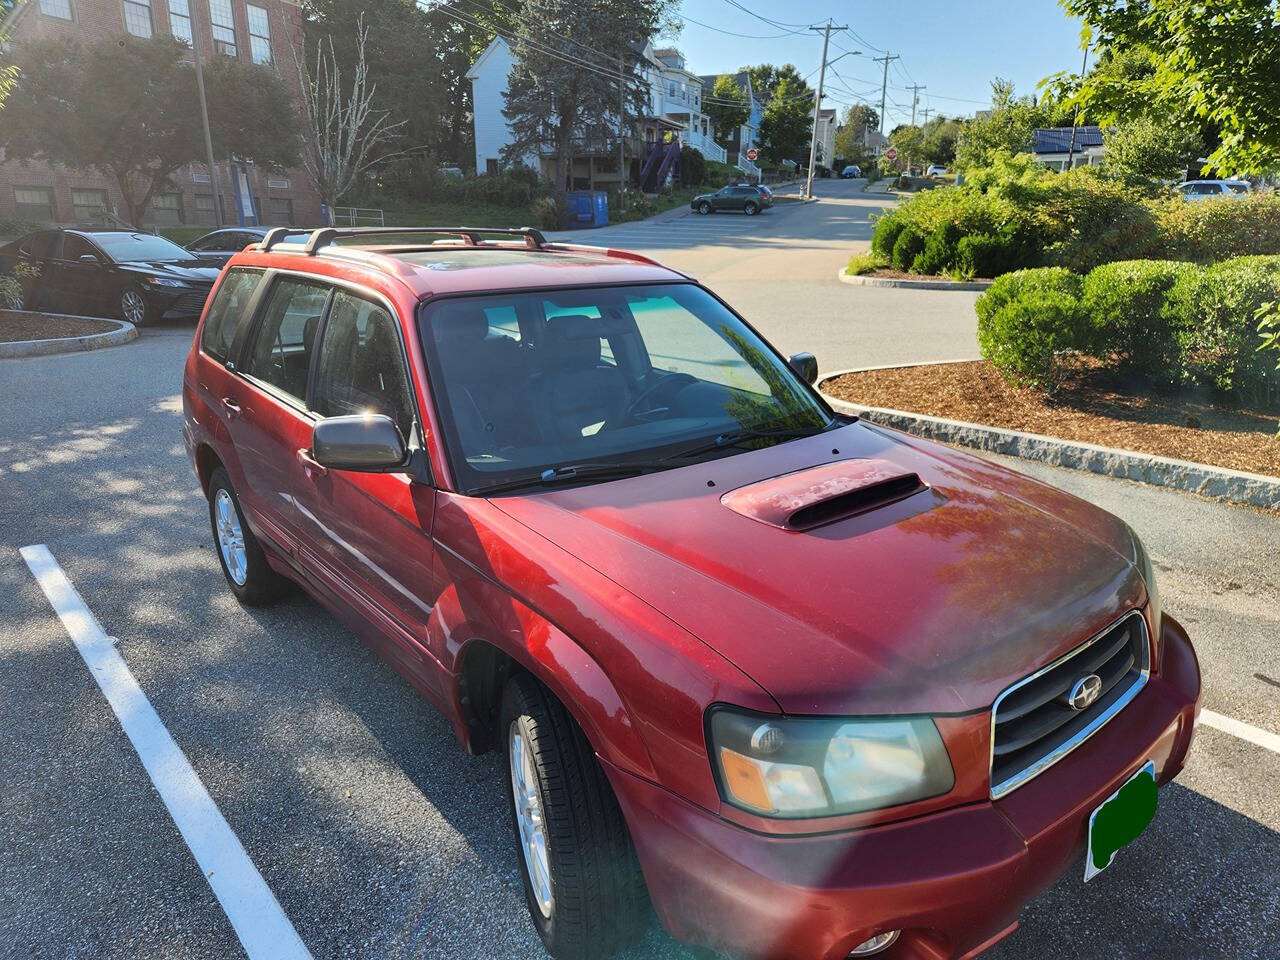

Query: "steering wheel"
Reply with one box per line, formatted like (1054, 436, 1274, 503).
(620, 372, 698, 423)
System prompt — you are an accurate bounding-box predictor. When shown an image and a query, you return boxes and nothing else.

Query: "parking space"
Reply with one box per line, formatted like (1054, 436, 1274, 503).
(2, 186, 1278, 960)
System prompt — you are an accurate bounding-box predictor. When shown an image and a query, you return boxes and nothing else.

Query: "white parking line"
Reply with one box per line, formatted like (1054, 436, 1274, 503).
(1199, 709, 1280, 755)
(19, 544, 313, 960)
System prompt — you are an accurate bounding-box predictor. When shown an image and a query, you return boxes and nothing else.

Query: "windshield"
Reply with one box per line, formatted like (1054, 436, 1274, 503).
(90, 232, 197, 263)
(419, 282, 831, 493)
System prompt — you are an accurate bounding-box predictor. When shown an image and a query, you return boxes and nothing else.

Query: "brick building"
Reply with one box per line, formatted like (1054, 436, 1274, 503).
(0, 0, 321, 228)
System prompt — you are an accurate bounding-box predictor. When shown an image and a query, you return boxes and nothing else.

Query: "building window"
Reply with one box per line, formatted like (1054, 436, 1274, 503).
(123, 0, 153, 36)
(267, 176, 290, 189)
(246, 3, 271, 64)
(38, 0, 73, 19)
(210, 0, 237, 56)
(168, 0, 193, 43)
(152, 192, 183, 225)
(15, 187, 55, 222)
(195, 194, 219, 225)
(72, 189, 109, 222)
(267, 197, 293, 224)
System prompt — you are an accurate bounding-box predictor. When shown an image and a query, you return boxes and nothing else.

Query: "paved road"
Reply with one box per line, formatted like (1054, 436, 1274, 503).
(1, 183, 1278, 960)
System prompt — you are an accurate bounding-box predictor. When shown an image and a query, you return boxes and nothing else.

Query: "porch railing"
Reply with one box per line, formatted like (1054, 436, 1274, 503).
(682, 129, 728, 164)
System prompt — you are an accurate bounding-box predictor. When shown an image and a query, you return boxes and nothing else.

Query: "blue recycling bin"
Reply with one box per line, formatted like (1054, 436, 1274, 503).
(566, 190, 609, 227)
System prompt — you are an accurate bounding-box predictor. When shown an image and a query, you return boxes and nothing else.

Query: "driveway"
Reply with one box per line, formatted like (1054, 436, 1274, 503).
(2, 191, 1278, 960)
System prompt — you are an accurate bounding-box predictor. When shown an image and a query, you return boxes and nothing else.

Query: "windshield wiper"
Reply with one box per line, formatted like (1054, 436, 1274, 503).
(475, 459, 676, 496)
(661, 422, 833, 461)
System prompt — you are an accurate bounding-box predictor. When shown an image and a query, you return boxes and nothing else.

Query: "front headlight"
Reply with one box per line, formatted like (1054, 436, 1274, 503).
(708, 708, 954, 818)
(146, 276, 189, 287)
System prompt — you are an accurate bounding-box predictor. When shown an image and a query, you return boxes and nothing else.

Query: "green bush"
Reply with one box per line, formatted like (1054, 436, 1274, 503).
(891, 227, 926, 271)
(978, 290, 1086, 390)
(976, 266, 1081, 327)
(1154, 193, 1280, 263)
(844, 251, 886, 276)
(0, 274, 22, 309)
(1165, 255, 1280, 398)
(955, 226, 1037, 278)
(680, 145, 707, 188)
(913, 222, 962, 275)
(870, 211, 905, 259)
(531, 196, 560, 230)
(1080, 260, 1196, 382)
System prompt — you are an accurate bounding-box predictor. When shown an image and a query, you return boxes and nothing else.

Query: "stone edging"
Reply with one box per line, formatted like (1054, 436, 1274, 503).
(0, 314, 138, 359)
(818, 362, 1280, 510)
(837, 269, 994, 291)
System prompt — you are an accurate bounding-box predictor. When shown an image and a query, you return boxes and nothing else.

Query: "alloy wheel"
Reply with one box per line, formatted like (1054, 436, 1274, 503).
(509, 722, 554, 919)
(121, 289, 147, 325)
(214, 489, 248, 586)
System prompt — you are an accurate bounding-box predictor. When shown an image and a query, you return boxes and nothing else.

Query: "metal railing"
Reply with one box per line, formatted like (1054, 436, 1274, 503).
(735, 153, 761, 180)
(330, 206, 385, 227)
(682, 129, 727, 164)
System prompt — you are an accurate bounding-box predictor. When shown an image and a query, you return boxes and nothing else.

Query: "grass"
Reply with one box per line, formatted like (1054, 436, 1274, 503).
(845, 251, 888, 275)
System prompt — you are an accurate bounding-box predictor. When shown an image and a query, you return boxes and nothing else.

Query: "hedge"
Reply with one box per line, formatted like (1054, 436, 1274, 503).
(976, 256, 1280, 401)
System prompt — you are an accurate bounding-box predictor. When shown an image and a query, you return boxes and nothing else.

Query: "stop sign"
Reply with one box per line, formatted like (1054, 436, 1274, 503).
(885, 147, 898, 161)
(746, 147, 758, 162)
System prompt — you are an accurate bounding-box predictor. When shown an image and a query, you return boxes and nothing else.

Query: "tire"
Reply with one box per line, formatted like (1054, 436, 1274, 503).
(207, 467, 287, 606)
(120, 285, 150, 326)
(697, 201, 712, 215)
(501, 673, 648, 960)
(743, 202, 758, 216)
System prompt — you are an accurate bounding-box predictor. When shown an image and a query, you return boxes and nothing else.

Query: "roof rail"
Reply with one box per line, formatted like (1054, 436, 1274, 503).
(257, 225, 548, 255)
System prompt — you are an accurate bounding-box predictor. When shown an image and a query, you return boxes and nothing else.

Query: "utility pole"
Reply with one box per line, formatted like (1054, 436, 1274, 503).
(1065, 41, 1090, 171)
(873, 53, 899, 134)
(618, 54, 627, 211)
(804, 22, 846, 200)
(908, 84, 926, 126)
(191, 12, 225, 228)
(921, 107, 932, 127)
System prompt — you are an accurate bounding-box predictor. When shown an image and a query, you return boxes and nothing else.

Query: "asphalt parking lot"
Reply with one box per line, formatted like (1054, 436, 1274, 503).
(2, 183, 1278, 960)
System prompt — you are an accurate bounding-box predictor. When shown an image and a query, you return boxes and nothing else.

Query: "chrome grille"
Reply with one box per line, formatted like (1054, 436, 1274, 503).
(167, 290, 213, 316)
(990, 610, 1149, 799)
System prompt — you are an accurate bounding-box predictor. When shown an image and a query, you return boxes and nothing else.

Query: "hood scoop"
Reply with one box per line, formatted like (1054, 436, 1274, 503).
(720, 459, 929, 531)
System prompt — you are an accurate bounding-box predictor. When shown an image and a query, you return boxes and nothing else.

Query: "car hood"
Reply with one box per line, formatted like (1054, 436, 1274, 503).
(118, 261, 219, 283)
(492, 421, 1144, 716)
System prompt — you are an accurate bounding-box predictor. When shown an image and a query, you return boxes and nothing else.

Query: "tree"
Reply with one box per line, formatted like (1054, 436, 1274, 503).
(297, 17, 409, 222)
(706, 74, 749, 141)
(1102, 116, 1199, 184)
(1050, 0, 1280, 174)
(833, 104, 879, 160)
(0, 35, 297, 227)
(758, 75, 813, 165)
(953, 78, 1054, 171)
(501, 0, 679, 199)
(741, 63, 811, 104)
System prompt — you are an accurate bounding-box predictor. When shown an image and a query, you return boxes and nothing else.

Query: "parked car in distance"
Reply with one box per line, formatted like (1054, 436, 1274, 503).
(924, 164, 948, 177)
(0, 228, 219, 325)
(691, 184, 772, 215)
(186, 227, 272, 268)
(841, 164, 862, 178)
(1176, 179, 1251, 200)
(185, 225, 1200, 960)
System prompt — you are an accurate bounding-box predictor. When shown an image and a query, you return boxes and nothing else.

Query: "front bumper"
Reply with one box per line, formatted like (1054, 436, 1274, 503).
(149, 285, 213, 320)
(608, 615, 1200, 960)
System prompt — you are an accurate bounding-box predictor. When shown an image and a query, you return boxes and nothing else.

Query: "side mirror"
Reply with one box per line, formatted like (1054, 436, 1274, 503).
(311, 414, 406, 471)
(788, 352, 818, 385)
(79, 254, 99, 264)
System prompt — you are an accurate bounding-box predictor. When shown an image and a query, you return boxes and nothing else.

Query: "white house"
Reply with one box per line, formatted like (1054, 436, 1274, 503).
(816, 108, 837, 167)
(466, 36, 539, 177)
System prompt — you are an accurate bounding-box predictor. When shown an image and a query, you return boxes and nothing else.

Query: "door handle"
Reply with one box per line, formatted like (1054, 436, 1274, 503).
(220, 397, 242, 419)
(296, 447, 328, 478)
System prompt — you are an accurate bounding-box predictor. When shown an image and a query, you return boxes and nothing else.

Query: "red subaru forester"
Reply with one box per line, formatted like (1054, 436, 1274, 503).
(182, 227, 1201, 960)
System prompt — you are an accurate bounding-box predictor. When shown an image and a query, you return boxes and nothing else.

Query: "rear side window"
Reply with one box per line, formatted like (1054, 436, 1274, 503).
(312, 290, 416, 441)
(242, 277, 330, 403)
(200, 268, 264, 363)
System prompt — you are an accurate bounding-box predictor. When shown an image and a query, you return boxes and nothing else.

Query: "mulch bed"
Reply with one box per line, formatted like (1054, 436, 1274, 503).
(0, 310, 118, 344)
(850, 266, 993, 282)
(824, 357, 1280, 478)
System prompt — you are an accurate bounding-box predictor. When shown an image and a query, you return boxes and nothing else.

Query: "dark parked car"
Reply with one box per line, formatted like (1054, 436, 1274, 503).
(691, 184, 772, 215)
(184, 225, 1199, 960)
(186, 227, 272, 268)
(0, 228, 219, 325)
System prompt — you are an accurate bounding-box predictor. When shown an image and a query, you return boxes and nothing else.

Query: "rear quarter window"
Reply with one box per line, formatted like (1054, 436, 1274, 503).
(200, 268, 264, 363)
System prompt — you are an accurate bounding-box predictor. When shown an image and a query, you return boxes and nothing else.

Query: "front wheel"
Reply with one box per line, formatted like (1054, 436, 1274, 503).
(743, 202, 758, 216)
(697, 201, 712, 215)
(120, 286, 150, 326)
(501, 674, 648, 960)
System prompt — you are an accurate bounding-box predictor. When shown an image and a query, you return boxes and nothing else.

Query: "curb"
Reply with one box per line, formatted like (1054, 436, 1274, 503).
(837, 269, 993, 291)
(818, 363, 1280, 510)
(0, 315, 138, 359)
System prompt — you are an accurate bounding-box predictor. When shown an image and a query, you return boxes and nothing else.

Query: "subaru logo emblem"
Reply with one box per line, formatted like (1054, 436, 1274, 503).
(1068, 674, 1103, 711)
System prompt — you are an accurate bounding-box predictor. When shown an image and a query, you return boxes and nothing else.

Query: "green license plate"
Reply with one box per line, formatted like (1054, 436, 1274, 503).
(1085, 760, 1157, 881)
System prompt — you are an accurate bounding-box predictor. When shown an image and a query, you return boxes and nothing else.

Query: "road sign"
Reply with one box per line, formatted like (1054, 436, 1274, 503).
(746, 148, 758, 162)
(885, 147, 898, 161)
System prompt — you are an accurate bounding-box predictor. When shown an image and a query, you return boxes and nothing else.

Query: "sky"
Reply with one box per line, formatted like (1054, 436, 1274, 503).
(671, 0, 1087, 129)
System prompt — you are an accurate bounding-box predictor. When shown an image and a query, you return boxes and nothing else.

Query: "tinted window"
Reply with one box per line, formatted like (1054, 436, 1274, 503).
(90, 232, 196, 262)
(62, 235, 100, 261)
(312, 291, 416, 441)
(201, 268, 264, 363)
(20, 231, 58, 259)
(188, 234, 222, 252)
(242, 278, 330, 403)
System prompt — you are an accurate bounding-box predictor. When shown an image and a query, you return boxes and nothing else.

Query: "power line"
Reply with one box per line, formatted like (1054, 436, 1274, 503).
(719, 0, 814, 35)
(681, 12, 797, 39)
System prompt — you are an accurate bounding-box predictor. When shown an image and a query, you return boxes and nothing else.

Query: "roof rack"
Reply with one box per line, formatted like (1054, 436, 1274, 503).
(257, 226, 548, 254)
